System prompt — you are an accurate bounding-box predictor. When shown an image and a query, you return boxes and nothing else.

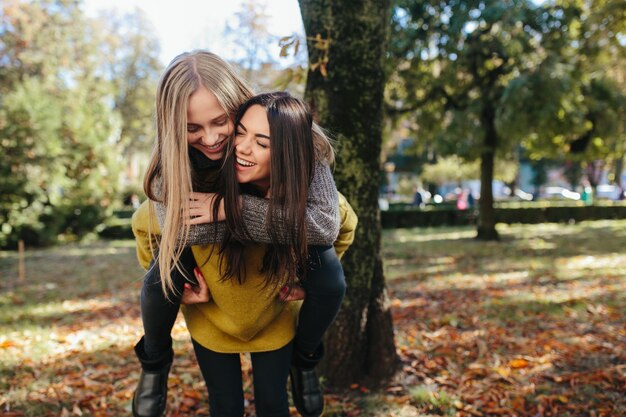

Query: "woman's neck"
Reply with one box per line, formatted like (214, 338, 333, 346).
(254, 181, 270, 198)
(239, 182, 269, 198)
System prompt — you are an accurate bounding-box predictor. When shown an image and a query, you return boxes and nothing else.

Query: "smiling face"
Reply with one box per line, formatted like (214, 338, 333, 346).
(234, 104, 271, 192)
(186, 85, 233, 160)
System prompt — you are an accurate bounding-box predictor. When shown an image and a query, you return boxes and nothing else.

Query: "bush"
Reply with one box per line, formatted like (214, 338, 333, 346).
(99, 217, 134, 239)
(0, 203, 112, 249)
(381, 204, 626, 229)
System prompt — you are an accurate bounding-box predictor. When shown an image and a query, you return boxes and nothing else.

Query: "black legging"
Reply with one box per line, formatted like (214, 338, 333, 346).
(296, 245, 346, 356)
(140, 247, 196, 358)
(139, 246, 346, 362)
(192, 339, 293, 417)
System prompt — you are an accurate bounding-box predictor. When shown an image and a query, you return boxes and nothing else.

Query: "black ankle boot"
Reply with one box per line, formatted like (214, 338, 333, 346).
(290, 344, 324, 417)
(132, 337, 173, 417)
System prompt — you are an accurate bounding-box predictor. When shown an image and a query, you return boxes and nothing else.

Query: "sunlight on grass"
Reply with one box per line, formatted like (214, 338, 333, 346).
(0, 298, 116, 324)
(0, 297, 142, 367)
(561, 253, 624, 270)
(392, 228, 477, 243)
(523, 238, 558, 250)
(409, 384, 457, 416)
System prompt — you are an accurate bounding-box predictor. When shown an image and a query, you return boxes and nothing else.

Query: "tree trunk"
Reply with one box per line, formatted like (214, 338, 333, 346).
(299, 0, 399, 388)
(585, 160, 604, 204)
(477, 100, 500, 241)
(613, 153, 624, 186)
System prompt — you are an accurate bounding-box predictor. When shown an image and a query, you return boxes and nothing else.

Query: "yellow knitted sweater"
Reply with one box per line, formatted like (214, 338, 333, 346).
(132, 193, 357, 353)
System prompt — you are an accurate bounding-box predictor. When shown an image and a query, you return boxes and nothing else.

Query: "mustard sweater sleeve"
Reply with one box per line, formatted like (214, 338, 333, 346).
(334, 192, 358, 260)
(131, 200, 161, 271)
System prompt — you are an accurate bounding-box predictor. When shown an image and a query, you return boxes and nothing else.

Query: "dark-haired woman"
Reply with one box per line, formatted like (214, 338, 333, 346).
(132, 92, 356, 417)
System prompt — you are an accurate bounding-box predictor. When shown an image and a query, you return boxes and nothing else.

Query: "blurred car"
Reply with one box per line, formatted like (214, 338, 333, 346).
(514, 189, 533, 201)
(542, 186, 581, 200)
(595, 184, 623, 200)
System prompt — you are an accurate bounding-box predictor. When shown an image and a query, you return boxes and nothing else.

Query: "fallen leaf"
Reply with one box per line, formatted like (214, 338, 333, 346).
(0, 340, 17, 348)
(509, 358, 530, 369)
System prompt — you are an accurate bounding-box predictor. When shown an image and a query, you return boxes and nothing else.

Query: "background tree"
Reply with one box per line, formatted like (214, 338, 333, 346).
(387, 0, 550, 240)
(298, 0, 399, 387)
(387, 0, 623, 238)
(223, 0, 276, 81)
(222, 0, 307, 94)
(97, 8, 161, 157)
(420, 155, 518, 187)
(0, 0, 161, 248)
(499, 0, 625, 196)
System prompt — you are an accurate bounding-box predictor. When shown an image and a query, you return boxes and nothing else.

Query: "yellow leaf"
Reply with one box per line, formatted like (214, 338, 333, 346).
(320, 63, 328, 77)
(496, 366, 511, 377)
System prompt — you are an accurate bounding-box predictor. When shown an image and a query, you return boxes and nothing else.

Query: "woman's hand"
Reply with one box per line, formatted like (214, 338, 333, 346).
(181, 267, 211, 304)
(188, 192, 225, 224)
(278, 284, 306, 302)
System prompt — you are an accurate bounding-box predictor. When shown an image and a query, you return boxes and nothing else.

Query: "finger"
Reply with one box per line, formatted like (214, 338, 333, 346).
(278, 285, 289, 302)
(195, 270, 209, 293)
(183, 282, 198, 293)
(189, 201, 209, 210)
(285, 293, 305, 302)
(283, 285, 306, 301)
(291, 286, 306, 299)
(188, 216, 209, 225)
(191, 192, 213, 202)
(194, 267, 205, 280)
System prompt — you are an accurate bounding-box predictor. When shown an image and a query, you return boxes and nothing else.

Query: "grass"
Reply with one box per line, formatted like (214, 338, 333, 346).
(1, 220, 625, 416)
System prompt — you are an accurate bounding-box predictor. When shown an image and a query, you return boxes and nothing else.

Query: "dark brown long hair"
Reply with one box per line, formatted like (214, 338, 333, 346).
(213, 92, 315, 289)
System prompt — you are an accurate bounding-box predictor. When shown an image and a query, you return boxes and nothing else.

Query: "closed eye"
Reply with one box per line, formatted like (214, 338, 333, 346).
(214, 116, 228, 126)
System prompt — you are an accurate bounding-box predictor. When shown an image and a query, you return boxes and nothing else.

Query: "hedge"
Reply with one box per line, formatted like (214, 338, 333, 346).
(381, 205, 626, 229)
(99, 204, 626, 238)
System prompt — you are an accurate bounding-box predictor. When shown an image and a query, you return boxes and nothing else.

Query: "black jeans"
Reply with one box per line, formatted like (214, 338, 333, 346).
(192, 339, 293, 417)
(295, 245, 347, 357)
(140, 247, 196, 358)
(139, 246, 346, 362)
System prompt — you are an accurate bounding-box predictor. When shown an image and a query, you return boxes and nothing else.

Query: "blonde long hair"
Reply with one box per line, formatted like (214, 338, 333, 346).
(143, 51, 334, 297)
(143, 50, 253, 296)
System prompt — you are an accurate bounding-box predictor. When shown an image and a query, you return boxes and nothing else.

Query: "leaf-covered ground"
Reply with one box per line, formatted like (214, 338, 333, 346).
(1, 220, 624, 416)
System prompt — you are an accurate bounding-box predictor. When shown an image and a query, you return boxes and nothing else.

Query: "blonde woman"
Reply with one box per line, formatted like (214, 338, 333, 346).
(132, 51, 352, 417)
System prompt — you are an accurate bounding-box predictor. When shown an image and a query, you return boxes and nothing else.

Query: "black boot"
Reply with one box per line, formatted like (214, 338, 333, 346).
(132, 337, 173, 417)
(290, 344, 324, 417)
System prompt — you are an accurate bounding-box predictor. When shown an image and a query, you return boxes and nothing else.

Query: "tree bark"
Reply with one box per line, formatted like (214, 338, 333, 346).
(298, 0, 399, 387)
(477, 99, 500, 241)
